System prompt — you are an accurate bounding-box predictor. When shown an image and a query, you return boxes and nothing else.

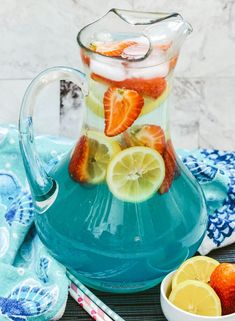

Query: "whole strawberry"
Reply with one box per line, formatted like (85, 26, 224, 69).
(210, 263, 235, 315)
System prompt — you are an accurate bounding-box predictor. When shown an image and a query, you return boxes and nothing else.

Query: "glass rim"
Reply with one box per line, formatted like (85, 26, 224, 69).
(77, 8, 192, 64)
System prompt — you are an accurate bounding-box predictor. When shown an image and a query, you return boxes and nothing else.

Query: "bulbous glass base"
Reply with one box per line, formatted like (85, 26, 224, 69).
(36, 151, 207, 293)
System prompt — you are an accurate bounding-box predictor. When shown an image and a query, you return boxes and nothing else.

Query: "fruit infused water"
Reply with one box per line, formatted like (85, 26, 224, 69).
(35, 27, 207, 293)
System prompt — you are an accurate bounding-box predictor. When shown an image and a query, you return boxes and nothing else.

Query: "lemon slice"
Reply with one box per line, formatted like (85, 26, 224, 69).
(140, 86, 169, 116)
(172, 256, 219, 289)
(106, 146, 165, 202)
(86, 80, 107, 118)
(69, 130, 121, 184)
(86, 130, 121, 184)
(86, 78, 169, 118)
(169, 280, 222, 317)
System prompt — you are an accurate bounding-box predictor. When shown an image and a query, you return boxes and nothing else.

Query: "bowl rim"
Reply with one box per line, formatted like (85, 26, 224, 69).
(160, 270, 235, 320)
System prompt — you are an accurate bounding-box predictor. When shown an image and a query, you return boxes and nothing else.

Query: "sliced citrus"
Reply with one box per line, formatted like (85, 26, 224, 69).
(140, 88, 169, 115)
(86, 78, 169, 118)
(172, 256, 220, 289)
(86, 89, 104, 118)
(86, 79, 106, 117)
(106, 146, 165, 202)
(69, 130, 121, 184)
(169, 280, 222, 316)
(210, 263, 235, 315)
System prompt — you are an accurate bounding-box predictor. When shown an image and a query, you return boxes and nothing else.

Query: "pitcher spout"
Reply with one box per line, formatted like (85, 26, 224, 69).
(143, 13, 192, 63)
(77, 8, 192, 64)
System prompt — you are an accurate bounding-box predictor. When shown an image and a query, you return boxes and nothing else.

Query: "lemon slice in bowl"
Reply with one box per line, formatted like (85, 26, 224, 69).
(169, 280, 222, 317)
(69, 130, 121, 184)
(106, 146, 165, 202)
(172, 256, 219, 290)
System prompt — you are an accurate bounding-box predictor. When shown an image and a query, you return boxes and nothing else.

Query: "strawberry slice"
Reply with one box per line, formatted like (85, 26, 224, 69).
(104, 87, 144, 137)
(116, 77, 167, 99)
(159, 140, 177, 194)
(80, 49, 90, 66)
(89, 40, 137, 57)
(155, 42, 178, 69)
(156, 43, 172, 51)
(69, 135, 89, 183)
(91, 73, 166, 99)
(169, 55, 178, 70)
(123, 124, 165, 155)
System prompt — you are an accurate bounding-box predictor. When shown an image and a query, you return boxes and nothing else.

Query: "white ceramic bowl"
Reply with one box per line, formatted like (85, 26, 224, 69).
(160, 271, 235, 321)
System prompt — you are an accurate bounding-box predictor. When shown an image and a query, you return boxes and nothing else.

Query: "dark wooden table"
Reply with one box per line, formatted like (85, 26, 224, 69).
(61, 244, 235, 320)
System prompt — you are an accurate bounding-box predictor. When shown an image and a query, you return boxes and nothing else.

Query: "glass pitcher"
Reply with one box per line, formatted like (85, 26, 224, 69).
(19, 9, 208, 293)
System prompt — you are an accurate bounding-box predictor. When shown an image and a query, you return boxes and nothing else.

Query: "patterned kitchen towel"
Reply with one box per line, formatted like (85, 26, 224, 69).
(0, 124, 234, 320)
(180, 149, 235, 255)
(0, 125, 69, 321)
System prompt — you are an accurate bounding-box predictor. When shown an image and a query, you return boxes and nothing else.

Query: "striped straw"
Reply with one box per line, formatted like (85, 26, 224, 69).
(67, 271, 125, 321)
(70, 282, 112, 321)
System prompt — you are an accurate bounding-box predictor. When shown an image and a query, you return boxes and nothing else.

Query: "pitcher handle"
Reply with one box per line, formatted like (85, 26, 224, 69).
(19, 66, 87, 209)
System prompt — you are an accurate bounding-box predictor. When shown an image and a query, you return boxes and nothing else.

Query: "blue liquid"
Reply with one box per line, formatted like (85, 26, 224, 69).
(36, 152, 207, 293)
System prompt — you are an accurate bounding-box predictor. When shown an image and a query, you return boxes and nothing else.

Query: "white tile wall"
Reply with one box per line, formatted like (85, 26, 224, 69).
(0, 0, 235, 150)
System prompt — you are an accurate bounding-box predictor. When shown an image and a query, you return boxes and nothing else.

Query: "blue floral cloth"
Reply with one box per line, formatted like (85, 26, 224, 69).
(0, 124, 234, 320)
(180, 149, 235, 254)
(0, 125, 69, 321)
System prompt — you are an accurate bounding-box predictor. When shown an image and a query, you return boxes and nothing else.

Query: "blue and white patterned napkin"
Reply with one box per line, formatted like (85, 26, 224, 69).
(180, 149, 235, 254)
(0, 124, 234, 320)
(0, 125, 69, 321)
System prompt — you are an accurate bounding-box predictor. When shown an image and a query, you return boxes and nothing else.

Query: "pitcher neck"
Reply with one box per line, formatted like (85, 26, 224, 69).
(82, 62, 174, 150)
